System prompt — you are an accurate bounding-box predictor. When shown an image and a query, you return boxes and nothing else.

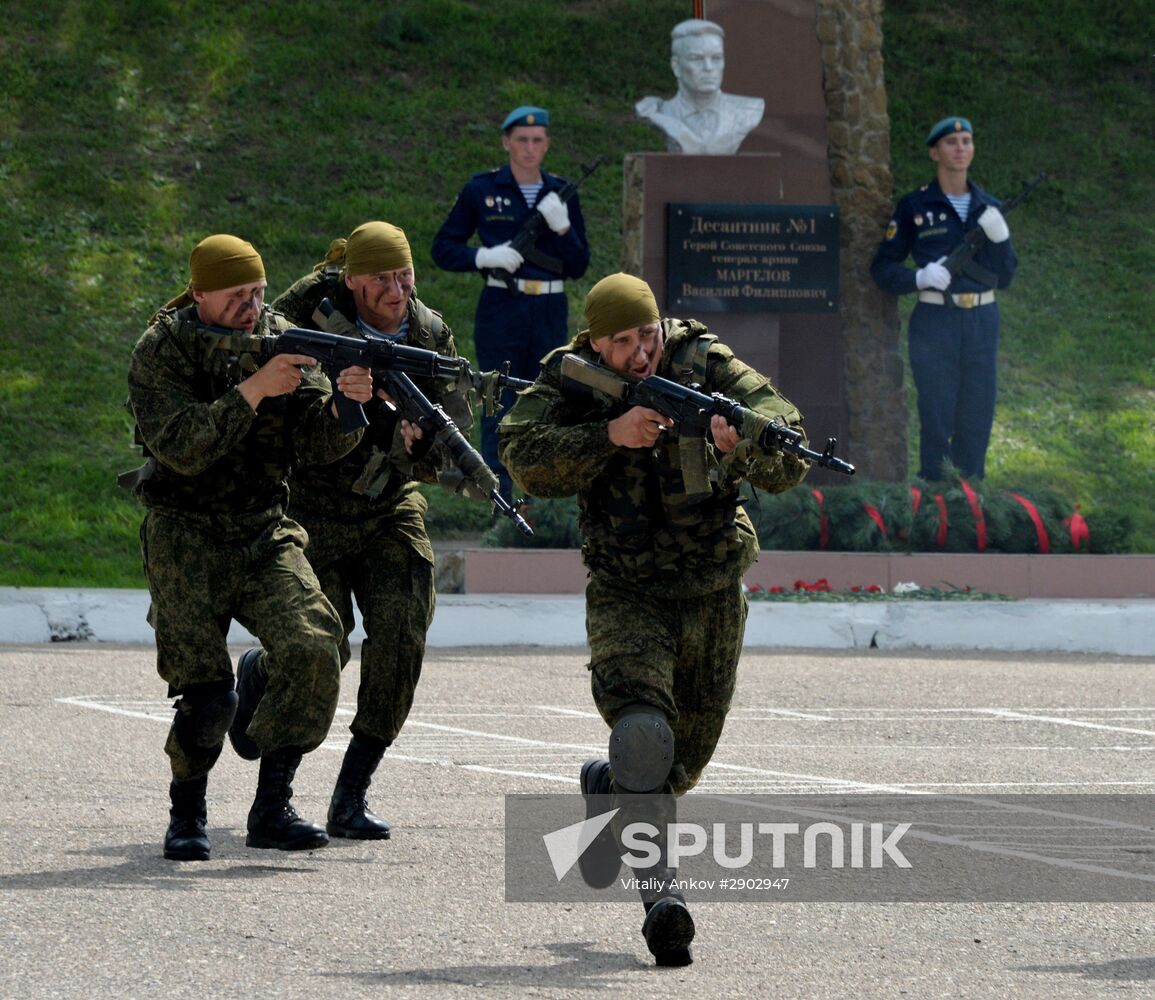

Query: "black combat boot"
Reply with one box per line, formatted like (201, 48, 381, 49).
(246, 749, 329, 851)
(641, 892, 695, 967)
(163, 776, 210, 861)
(636, 792, 694, 966)
(578, 757, 622, 888)
(228, 647, 266, 761)
(327, 736, 391, 840)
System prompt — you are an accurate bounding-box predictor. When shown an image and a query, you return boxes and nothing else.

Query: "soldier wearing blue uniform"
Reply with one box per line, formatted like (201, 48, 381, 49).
(871, 116, 1017, 481)
(432, 105, 591, 498)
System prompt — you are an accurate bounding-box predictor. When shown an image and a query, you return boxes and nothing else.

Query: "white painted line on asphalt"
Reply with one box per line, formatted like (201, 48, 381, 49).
(458, 764, 577, 784)
(55, 694, 169, 722)
(529, 704, 602, 718)
(403, 718, 601, 753)
(720, 796, 1155, 885)
(53, 696, 1155, 794)
(980, 708, 1155, 737)
(702, 760, 919, 795)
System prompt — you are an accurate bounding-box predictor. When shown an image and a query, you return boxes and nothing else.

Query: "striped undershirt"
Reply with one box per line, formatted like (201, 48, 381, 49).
(946, 192, 972, 223)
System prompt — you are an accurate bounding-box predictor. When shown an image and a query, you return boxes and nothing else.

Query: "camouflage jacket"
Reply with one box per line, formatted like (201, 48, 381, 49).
(126, 304, 358, 531)
(272, 271, 471, 530)
(498, 318, 810, 594)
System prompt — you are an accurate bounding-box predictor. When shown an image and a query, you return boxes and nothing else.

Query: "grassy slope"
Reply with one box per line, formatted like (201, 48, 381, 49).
(0, 0, 1151, 586)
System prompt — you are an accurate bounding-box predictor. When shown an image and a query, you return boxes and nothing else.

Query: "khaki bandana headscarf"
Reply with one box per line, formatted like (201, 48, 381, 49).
(578, 272, 661, 347)
(164, 234, 265, 310)
(342, 221, 413, 276)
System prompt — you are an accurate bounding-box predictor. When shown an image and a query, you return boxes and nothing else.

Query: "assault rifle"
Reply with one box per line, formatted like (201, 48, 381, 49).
(266, 300, 532, 433)
(481, 155, 604, 295)
(559, 354, 855, 477)
(940, 171, 1047, 285)
(373, 368, 533, 537)
(258, 310, 533, 535)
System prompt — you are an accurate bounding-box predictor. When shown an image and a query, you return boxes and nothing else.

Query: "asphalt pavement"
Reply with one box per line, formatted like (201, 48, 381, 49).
(2, 641, 1154, 999)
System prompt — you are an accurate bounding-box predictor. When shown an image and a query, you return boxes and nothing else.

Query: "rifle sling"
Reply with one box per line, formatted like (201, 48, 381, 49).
(521, 246, 563, 273)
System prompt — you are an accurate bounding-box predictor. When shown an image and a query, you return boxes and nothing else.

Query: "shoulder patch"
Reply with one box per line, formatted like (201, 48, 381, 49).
(885, 221, 897, 240)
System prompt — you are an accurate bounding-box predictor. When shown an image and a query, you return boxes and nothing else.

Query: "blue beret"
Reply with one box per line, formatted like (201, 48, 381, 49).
(925, 116, 973, 146)
(502, 105, 549, 130)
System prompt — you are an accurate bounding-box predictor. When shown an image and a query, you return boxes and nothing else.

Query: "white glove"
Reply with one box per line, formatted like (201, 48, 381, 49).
(475, 243, 524, 273)
(915, 258, 951, 291)
(977, 205, 1010, 243)
(535, 191, 571, 234)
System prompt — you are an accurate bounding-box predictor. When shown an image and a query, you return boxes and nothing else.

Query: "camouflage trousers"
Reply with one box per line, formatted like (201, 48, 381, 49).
(585, 571, 748, 795)
(296, 508, 435, 747)
(140, 510, 343, 780)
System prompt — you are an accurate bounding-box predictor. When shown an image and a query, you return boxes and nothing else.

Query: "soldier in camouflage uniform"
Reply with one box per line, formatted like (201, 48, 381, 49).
(499, 273, 810, 966)
(237, 221, 473, 841)
(127, 234, 374, 862)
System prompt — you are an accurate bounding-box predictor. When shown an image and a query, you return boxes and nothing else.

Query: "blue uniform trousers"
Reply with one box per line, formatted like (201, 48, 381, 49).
(474, 285, 569, 498)
(908, 301, 1000, 481)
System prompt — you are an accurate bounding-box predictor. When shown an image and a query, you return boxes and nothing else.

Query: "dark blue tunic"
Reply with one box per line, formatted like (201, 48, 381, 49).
(432, 164, 590, 494)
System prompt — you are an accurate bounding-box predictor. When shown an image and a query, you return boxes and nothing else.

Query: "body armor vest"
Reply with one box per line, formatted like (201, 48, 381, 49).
(575, 321, 750, 582)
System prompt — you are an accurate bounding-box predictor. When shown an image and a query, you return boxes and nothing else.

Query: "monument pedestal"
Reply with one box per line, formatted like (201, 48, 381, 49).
(623, 151, 847, 480)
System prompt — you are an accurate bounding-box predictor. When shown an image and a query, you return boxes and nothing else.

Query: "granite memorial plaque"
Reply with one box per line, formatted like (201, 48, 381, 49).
(667, 202, 839, 313)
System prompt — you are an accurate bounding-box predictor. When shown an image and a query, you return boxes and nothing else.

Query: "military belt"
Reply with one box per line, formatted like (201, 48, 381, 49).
(486, 277, 565, 295)
(918, 290, 996, 308)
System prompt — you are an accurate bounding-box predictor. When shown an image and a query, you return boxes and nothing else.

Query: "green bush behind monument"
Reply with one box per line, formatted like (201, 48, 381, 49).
(1, 0, 1151, 586)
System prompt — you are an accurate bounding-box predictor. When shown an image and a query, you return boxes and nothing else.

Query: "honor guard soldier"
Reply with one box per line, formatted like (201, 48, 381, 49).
(871, 115, 1018, 481)
(432, 104, 591, 499)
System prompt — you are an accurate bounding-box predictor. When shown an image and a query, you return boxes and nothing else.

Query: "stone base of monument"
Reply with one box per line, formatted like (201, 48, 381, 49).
(448, 548, 1155, 600)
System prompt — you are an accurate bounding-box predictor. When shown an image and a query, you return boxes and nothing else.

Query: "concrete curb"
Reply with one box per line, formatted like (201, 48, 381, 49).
(0, 587, 1152, 657)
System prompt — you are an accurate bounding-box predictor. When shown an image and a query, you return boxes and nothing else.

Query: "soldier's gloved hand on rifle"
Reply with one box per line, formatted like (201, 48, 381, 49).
(977, 205, 1010, 243)
(535, 192, 571, 234)
(437, 466, 498, 503)
(475, 243, 524, 273)
(915, 257, 951, 291)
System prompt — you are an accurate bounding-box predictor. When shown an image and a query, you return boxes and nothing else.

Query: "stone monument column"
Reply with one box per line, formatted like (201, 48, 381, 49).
(624, 0, 905, 481)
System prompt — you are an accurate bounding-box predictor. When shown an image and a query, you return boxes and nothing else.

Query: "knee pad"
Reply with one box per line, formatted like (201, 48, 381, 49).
(174, 681, 239, 755)
(609, 709, 674, 793)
